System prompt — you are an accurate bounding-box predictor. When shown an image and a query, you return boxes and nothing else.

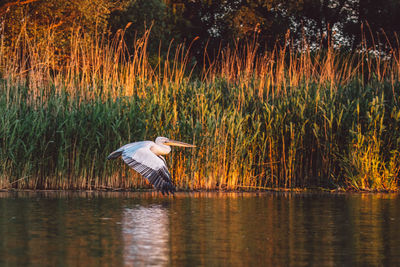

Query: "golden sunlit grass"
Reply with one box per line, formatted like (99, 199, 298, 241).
(0, 25, 399, 191)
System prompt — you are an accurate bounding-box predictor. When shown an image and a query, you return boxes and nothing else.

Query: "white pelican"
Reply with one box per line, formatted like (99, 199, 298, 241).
(107, 137, 196, 195)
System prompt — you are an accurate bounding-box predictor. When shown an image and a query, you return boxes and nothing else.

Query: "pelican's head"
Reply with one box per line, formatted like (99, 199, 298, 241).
(155, 136, 196, 147)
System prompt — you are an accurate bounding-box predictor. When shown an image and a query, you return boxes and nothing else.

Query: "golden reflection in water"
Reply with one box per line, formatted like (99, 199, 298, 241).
(0, 192, 399, 266)
(122, 205, 169, 266)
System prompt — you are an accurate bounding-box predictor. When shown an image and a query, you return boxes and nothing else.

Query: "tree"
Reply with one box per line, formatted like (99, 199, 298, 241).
(228, 1, 291, 50)
(343, 0, 400, 50)
(1, 0, 125, 55)
(0, 0, 40, 17)
(109, 0, 175, 55)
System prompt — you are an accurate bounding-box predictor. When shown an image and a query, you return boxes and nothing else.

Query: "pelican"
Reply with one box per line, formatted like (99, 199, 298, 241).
(107, 137, 196, 195)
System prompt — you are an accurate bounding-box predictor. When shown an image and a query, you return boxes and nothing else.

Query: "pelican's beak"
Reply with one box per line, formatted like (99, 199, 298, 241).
(165, 139, 196, 147)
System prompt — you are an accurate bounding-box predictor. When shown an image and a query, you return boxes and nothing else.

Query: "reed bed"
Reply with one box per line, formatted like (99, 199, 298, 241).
(0, 27, 399, 191)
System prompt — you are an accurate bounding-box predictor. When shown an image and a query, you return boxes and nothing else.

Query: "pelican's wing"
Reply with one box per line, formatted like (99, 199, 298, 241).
(121, 144, 175, 195)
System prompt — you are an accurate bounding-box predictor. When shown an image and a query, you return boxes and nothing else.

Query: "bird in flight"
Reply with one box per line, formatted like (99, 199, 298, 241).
(107, 137, 196, 195)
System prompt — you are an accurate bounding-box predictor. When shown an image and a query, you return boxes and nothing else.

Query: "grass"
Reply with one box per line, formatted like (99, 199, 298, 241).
(0, 26, 399, 191)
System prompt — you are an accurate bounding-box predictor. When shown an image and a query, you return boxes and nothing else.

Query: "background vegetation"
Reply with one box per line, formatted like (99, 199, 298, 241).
(0, 0, 399, 191)
(2, 0, 400, 61)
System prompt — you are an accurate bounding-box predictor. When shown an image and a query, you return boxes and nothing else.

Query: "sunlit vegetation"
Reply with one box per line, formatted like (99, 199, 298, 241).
(0, 22, 399, 191)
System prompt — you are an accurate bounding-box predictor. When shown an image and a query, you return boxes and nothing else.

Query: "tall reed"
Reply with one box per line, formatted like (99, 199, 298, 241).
(0, 25, 399, 191)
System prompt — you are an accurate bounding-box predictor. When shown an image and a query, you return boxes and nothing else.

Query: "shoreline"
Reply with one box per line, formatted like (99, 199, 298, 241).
(1, 188, 398, 194)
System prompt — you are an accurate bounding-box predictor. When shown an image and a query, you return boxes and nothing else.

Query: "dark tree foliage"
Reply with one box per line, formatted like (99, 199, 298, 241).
(343, 0, 400, 50)
(110, 0, 171, 54)
(1, 0, 400, 61)
(287, 0, 356, 48)
(226, 1, 291, 48)
(1, 0, 124, 54)
(176, 0, 240, 64)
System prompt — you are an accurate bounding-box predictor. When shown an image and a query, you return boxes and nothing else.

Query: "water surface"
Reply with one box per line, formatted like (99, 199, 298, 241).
(0, 191, 399, 266)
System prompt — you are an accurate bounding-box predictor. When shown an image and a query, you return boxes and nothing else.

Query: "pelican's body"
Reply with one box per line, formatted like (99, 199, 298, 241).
(107, 137, 195, 195)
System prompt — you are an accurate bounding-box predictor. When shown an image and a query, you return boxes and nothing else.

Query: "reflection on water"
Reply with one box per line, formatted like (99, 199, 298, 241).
(122, 205, 169, 266)
(0, 192, 399, 266)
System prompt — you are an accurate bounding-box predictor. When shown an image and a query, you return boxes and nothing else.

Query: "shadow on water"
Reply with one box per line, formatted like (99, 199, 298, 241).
(0, 191, 399, 266)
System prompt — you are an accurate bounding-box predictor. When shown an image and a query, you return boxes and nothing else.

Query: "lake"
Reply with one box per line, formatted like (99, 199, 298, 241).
(0, 191, 399, 266)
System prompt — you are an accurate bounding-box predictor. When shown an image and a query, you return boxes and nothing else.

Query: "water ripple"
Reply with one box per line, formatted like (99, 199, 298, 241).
(122, 205, 169, 266)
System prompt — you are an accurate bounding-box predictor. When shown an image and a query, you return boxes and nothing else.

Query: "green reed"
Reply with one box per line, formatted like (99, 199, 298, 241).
(0, 27, 399, 191)
(1, 77, 399, 191)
